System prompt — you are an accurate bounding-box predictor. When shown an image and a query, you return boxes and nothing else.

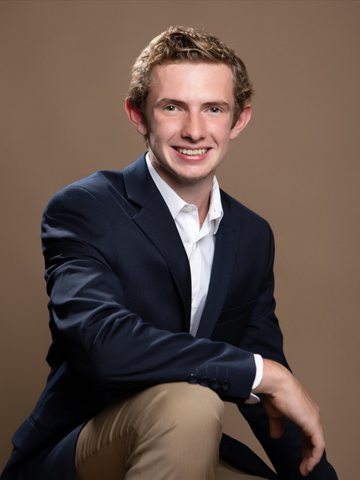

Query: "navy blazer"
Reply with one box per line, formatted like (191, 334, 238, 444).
(1, 154, 337, 479)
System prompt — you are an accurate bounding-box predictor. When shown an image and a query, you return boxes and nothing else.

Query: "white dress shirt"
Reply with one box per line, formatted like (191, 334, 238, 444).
(145, 154, 263, 398)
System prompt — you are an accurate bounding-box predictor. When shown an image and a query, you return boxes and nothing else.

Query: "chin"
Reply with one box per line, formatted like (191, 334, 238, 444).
(177, 170, 213, 183)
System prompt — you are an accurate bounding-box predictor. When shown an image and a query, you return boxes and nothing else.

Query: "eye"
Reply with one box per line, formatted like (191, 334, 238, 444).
(165, 105, 178, 112)
(208, 107, 221, 113)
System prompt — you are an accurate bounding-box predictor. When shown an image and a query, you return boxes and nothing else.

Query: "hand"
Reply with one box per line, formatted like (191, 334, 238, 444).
(253, 359, 325, 477)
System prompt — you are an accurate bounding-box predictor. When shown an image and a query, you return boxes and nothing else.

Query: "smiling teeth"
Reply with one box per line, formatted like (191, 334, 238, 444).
(177, 148, 208, 155)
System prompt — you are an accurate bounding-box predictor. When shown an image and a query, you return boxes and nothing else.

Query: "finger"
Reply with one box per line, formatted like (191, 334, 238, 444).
(299, 434, 325, 476)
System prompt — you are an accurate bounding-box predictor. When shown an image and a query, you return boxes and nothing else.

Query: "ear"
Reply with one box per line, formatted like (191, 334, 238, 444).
(229, 104, 252, 140)
(125, 99, 148, 136)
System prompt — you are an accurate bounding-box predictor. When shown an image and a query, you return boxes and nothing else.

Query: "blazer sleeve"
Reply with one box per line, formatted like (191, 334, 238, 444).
(41, 183, 256, 401)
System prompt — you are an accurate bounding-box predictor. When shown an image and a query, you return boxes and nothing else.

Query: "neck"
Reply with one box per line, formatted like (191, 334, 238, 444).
(182, 182, 211, 226)
(150, 156, 213, 226)
(167, 175, 212, 226)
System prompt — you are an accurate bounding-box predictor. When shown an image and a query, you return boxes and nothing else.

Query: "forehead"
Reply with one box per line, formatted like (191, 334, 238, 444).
(148, 61, 235, 104)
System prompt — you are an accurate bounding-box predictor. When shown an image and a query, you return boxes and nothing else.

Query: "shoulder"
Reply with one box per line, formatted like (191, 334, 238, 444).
(45, 154, 148, 212)
(51, 170, 124, 201)
(41, 171, 129, 258)
(44, 170, 126, 214)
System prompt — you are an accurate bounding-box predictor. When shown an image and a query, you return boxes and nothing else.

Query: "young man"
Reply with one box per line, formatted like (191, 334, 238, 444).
(1, 26, 337, 480)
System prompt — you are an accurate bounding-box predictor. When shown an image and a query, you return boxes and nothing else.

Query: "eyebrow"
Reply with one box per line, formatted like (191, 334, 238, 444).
(154, 98, 187, 109)
(203, 101, 231, 110)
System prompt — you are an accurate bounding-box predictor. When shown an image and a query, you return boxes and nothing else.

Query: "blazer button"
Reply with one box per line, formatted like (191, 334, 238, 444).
(221, 380, 231, 391)
(210, 378, 220, 390)
(199, 376, 209, 387)
(188, 374, 199, 384)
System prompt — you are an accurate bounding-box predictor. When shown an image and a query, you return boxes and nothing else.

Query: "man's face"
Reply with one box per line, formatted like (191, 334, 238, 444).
(127, 62, 250, 190)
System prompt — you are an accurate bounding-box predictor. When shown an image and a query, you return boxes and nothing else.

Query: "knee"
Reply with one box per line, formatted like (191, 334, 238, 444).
(140, 382, 225, 440)
(171, 382, 224, 426)
(127, 384, 224, 478)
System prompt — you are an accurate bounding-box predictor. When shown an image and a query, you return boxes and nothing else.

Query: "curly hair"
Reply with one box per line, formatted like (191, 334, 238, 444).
(127, 26, 253, 127)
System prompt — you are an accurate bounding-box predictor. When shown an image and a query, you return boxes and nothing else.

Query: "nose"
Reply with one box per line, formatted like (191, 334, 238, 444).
(181, 111, 205, 142)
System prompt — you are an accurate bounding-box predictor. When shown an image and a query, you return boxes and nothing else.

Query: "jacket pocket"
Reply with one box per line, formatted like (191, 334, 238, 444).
(216, 300, 255, 324)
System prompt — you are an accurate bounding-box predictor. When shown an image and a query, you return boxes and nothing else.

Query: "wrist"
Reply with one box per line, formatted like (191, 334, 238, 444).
(252, 359, 290, 395)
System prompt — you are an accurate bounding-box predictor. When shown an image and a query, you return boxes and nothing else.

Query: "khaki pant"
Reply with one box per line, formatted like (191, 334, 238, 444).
(75, 383, 266, 480)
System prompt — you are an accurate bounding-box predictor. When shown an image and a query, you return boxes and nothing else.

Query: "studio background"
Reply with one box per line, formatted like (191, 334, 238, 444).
(1, 2, 359, 478)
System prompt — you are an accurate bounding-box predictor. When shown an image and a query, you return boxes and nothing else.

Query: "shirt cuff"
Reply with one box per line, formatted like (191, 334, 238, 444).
(245, 354, 263, 404)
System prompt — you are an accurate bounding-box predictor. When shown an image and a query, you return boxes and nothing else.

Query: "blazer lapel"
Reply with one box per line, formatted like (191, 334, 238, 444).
(196, 193, 241, 339)
(123, 155, 192, 330)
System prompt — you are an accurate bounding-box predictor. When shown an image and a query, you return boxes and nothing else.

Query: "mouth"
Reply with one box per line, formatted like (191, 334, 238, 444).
(175, 147, 209, 156)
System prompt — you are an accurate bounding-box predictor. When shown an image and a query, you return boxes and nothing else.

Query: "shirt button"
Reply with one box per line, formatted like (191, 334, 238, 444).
(185, 206, 192, 212)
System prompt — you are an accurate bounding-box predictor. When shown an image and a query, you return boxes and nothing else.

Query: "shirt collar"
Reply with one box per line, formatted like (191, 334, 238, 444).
(145, 153, 223, 234)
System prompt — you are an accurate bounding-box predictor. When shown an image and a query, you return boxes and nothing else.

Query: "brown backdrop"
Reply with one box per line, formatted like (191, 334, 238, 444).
(1, 2, 359, 478)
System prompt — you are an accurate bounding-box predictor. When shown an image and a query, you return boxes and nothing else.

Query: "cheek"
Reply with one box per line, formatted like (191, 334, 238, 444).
(151, 122, 178, 144)
(208, 119, 232, 137)
(212, 128, 231, 148)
